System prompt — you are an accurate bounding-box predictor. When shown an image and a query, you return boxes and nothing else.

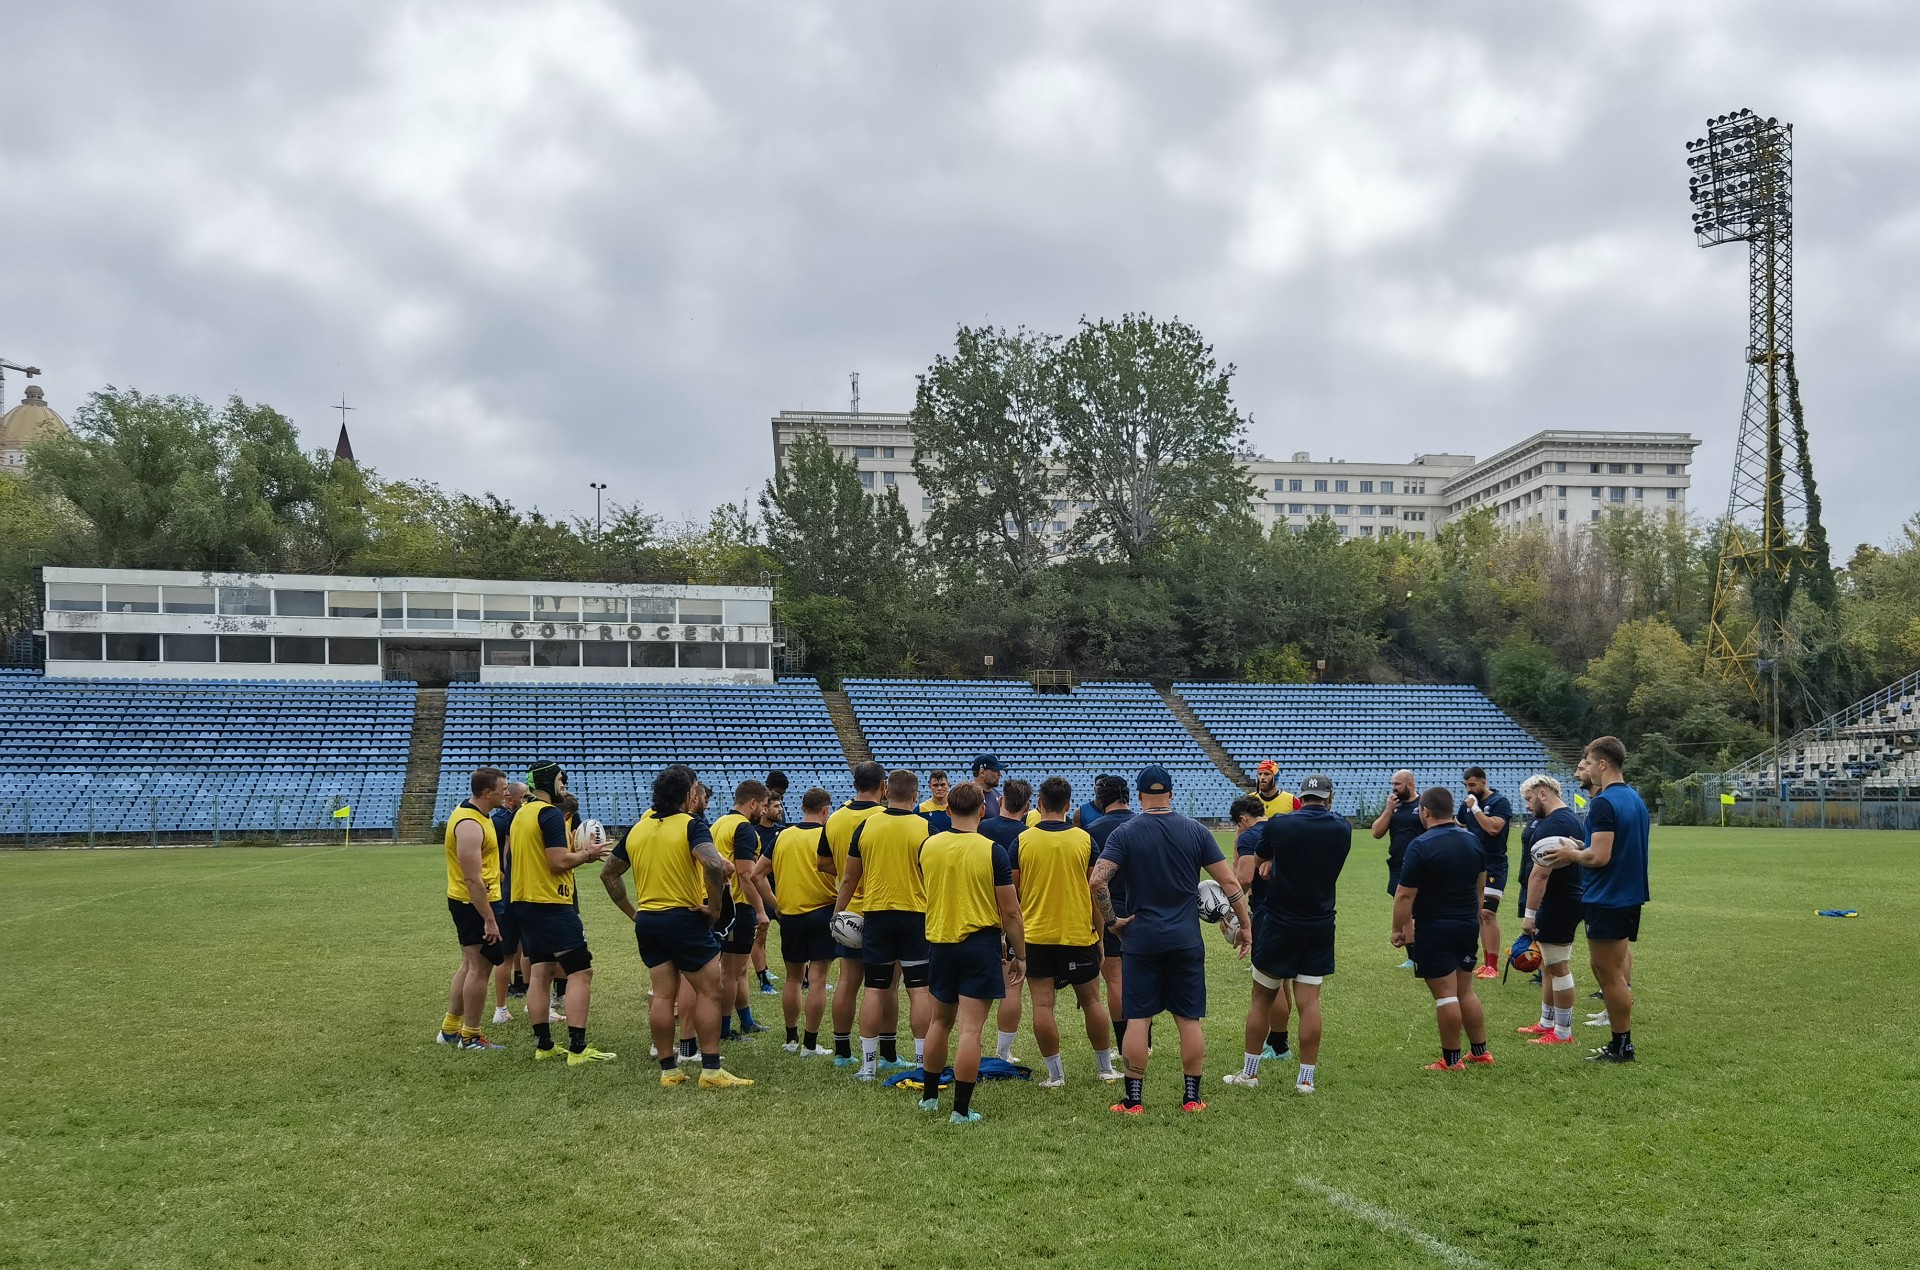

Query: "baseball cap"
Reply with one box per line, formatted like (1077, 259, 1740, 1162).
(1255, 759, 1279, 777)
(1299, 773, 1333, 798)
(972, 754, 1001, 774)
(1136, 765, 1172, 795)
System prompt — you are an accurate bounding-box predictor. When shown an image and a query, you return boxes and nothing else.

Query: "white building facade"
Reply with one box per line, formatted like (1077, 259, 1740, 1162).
(771, 410, 1700, 545)
(37, 568, 776, 685)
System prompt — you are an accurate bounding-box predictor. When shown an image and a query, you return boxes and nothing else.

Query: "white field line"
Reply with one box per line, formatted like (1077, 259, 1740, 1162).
(0, 846, 347, 926)
(1296, 1176, 1498, 1269)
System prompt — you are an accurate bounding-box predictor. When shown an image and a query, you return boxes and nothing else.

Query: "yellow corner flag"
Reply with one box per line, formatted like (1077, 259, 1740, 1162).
(1719, 793, 1737, 806)
(332, 805, 352, 819)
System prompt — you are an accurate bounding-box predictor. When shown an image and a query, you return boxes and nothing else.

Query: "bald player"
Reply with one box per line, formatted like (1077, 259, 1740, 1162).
(1372, 769, 1423, 970)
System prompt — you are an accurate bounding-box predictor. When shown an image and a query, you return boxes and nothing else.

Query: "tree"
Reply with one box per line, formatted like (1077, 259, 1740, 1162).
(1053, 315, 1252, 564)
(1577, 618, 1767, 793)
(910, 326, 1059, 580)
(0, 474, 85, 642)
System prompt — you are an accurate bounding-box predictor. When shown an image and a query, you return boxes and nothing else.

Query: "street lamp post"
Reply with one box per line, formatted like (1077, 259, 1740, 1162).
(589, 482, 608, 535)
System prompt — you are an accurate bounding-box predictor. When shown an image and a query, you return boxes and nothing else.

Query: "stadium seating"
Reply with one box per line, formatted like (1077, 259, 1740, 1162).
(433, 679, 852, 827)
(1727, 669, 1920, 797)
(0, 671, 414, 836)
(843, 679, 1243, 815)
(1174, 682, 1559, 815)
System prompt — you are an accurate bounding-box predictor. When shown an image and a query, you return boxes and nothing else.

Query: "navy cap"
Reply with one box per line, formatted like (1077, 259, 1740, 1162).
(972, 755, 1001, 773)
(1299, 773, 1333, 797)
(1136, 765, 1172, 795)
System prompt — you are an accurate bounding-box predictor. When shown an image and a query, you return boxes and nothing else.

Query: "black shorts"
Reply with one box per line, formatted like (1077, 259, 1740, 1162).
(1028, 942, 1101, 987)
(448, 898, 509, 966)
(928, 930, 1005, 1005)
(511, 900, 587, 964)
(862, 909, 930, 966)
(634, 907, 721, 972)
(1410, 918, 1479, 980)
(1102, 930, 1123, 959)
(1252, 919, 1335, 983)
(1584, 903, 1642, 943)
(719, 901, 757, 955)
(1536, 900, 1581, 947)
(1386, 862, 1403, 899)
(1121, 945, 1207, 1020)
(778, 907, 836, 965)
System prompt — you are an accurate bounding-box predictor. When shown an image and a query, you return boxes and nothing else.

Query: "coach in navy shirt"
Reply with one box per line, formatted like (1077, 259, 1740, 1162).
(1537, 736, 1650, 1064)
(1091, 766, 1250, 1114)
(1370, 769, 1423, 898)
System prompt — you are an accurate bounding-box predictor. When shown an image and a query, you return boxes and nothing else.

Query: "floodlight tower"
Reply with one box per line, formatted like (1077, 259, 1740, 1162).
(1685, 110, 1835, 732)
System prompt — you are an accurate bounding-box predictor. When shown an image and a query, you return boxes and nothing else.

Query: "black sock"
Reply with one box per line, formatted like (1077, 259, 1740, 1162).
(1267, 1030, 1288, 1053)
(679, 1037, 697, 1059)
(879, 1036, 898, 1063)
(702, 1052, 721, 1070)
(1114, 1018, 1129, 1045)
(568, 1026, 586, 1054)
(1613, 1031, 1633, 1051)
(532, 1022, 552, 1049)
(660, 1056, 677, 1072)
(954, 1079, 975, 1115)
(758, 969, 772, 986)
(1146, 1021, 1154, 1048)
(1183, 1074, 1202, 1104)
(1470, 1040, 1488, 1058)
(1124, 1077, 1143, 1108)
(924, 1069, 941, 1100)
(785, 1026, 799, 1043)
(721, 1017, 734, 1039)
(803, 1031, 819, 1051)
(1443, 1048, 1461, 1066)
(834, 1033, 851, 1058)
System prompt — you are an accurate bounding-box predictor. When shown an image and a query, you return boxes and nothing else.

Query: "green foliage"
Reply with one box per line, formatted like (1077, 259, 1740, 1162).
(1243, 643, 1313, 684)
(1487, 636, 1583, 735)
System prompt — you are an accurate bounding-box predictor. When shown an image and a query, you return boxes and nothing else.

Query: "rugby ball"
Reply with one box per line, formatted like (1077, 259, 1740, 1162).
(1197, 879, 1232, 924)
(829, 910, 865, 950)
(1531, 835, 1578, 870)
(1219, 911, 1243, 948)
(574, 818, 607, 849)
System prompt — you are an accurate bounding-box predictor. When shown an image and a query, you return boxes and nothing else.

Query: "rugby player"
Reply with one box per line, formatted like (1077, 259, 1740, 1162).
(1240, 774, 1350, 1094)
(1092, 766, 1251, 1114)
(818, 761, 889, 1067)
(917, 780, 1026, 1125)
(1392, 787, 1493, 1071)
(488, 778, 527, 1022)
(508, 761, 615, 1065)
(439, 767, 509, 1051)
(603, 765, 753, 1089)
(752, 771, 789, 994)
(1253, 759, 1298, 817)
(1371, 769, 1423, 970)
(754, 787, 836, 1055)
(1018, 777, 1118, 1088)
(975, 778, 1031, 1062)
(1517, 774, 1584, 1045)
(836, 769, 933, 1080)
(919, 770, 952, 835)
(710, 781, 772, 1041)
(1535, 736, 1648, 1063)
(1226, 795, 1292, 1066)
(972, 755, 1003, 819)
(1084, 776, 1136, 1048)
(1459, 767, 1514, 979)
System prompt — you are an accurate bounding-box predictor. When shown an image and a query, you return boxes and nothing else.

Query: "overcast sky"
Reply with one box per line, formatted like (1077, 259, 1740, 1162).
(4, 1, 1915, 551)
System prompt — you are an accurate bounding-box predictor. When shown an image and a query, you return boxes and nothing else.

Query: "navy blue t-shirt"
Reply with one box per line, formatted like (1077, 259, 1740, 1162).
(1097, 810, 1225, 954)
(920, 807, 953, 836)
(1522, 806, 1586, 910)
(1583, 784, 1651, 907)
(1459, 789, 1514, 869)
(1234, 823, 1267, 911)
(1087, 809, 1135, 916)
(977, 813, 1025, 869)
(491, 806, 517, 882)
(1398, 824, 1484, 924)
(1384, 799, 1423, 868)
(1256, 804, 1353, 926)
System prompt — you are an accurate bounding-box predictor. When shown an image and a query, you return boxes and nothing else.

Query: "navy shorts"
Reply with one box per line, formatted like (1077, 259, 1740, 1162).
(1410, 918, 1479, 980)
(511, 900, 587, 964)
(1387, 862, 1403, 899)
(1585, 903, 1642, 943)
(1121, 945, 1208, 1020)
(862, 910, 930, 966)
(449, 898, 509, 966)
(1028, 942, 1101, 987)
(1484, 849, 1510, 896)
(719, 900, 757, 956)
(1536, 899, 1582, 947)
(1252, 919, 1335, 982)
(634, 907, 721, 972)
(928, 930, 1005, 1005)
(1102, 930, 1123, 959)
(778, 907, 836, 965)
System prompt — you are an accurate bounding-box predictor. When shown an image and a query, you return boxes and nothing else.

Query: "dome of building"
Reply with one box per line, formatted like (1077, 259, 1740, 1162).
(0, 384, 69, 474)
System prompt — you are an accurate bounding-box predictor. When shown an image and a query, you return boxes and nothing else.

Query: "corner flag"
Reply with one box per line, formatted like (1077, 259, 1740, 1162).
(332, 806, 352, 819)
(1719, 791, 1736, 825)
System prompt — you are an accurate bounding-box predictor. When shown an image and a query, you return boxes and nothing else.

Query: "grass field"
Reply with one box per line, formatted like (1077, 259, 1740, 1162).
(2, 826, 1916, 1269)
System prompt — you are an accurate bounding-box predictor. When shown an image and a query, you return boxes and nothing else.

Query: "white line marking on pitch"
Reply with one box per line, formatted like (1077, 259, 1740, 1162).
(0, 847, 348, 926)
(1296, 1177, 1498, 1269)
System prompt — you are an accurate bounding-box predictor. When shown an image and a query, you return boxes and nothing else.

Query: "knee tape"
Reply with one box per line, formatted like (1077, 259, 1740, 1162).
(1434, 996, 1459, 1009)
(862, 963, 898, 990)
(555, 945, 593, 975)
(1542, 944, 1573, 966)
(1294, 974, 1324, 987)
(1551, 973, 1576, 992)
(1250, 966, 1285, 990)
(901, 960, 930, 989)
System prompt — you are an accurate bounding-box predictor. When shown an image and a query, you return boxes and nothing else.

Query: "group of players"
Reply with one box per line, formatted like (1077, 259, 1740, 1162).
(436, 738, 1650, 1121)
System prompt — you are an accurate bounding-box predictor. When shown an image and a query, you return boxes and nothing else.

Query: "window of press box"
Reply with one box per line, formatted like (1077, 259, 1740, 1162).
(583, 596, 626, 623)
(105, 584, 159, 613)
(106, 632, 161, 661)
(456, 595, 480, 621)
(329, 590, 378, 618)
(381, 592, 404, 626)
(678, 641, 724, 669)
(631, 598, 675, 624)
(220, 635, 274, 663)
(276, 636, 327, 664)
(533, 640, 578, 668)
(274, 589, 325, 617)
(722, 599, 769, 626)
(484, 594, 530, 621)
(532, 595, 579, 623)
(407, 592, 454, 628)
(632, 640, 675, 668)
(725, 643, 770, 670)
(218, 586, 271, 616)
(50, 631, 102, 659)
(165, 633, 217, 662)
(163, 585, 215, 614)
(47, 583, 103, 612)
(329, 638, 379, 665)
(582, 641, 628, 668)
(679, 601, 724, 625)
(484, 640, 531, 667)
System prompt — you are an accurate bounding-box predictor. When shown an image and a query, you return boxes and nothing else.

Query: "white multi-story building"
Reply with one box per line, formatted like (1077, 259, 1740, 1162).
(37, 568, 776, 685)
(771, 410, 1699, 544)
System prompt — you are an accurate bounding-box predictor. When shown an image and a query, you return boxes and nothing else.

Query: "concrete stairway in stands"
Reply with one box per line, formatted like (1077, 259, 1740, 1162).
(820, 688, 871, 767)
(1159, 685, 1252, 790)
(398, 688, 447, 840)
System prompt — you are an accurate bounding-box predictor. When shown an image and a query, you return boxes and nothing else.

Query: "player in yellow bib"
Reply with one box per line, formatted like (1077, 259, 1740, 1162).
(507, 761, 614, 1066)
(437, 767, 509, 1051)
(817, 761, 888, 1067)
(835, 769, 932, 1079)
(752, 786, 838, 1055)
(1017, 776, 1118, 1087)
(1255, 759, 1298, 818)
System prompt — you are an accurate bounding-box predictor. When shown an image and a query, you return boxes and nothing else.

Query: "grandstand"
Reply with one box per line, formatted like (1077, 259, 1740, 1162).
(844, 679, 1243, 814)
(0, 670, 414, 837)
(1174, 682, 1558, 815)
(432, 679, 852, 826)
(1726, 668, 1920, 797)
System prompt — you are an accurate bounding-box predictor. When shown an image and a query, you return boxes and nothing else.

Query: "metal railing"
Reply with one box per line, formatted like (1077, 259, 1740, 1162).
(1668, 771, 1920, 830)
(0, 792, 398, 847)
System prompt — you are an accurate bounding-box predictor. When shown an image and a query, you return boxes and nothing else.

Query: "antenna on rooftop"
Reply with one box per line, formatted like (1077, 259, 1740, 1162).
(850, 372, 860, 416)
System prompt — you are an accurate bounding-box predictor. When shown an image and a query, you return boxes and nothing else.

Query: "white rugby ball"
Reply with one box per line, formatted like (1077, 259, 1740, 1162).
(829, 910, 865, 950)
(1197, 879, 1232, 924)
(1531, 835, 1578, 870)
(574, 818, 607, 848)
(1220, 911, 1243, 947)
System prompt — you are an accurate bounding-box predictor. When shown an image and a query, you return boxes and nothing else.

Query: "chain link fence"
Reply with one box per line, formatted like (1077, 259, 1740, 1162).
(0, 792, 398, 847)
(1663, 773, 1920, 830)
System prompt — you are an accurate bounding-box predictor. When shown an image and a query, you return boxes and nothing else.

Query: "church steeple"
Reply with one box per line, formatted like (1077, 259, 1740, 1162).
(334, 422, 356, 464)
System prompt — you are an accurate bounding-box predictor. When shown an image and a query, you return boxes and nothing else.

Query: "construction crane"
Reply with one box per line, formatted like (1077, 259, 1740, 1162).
(0, 357, 41, 401)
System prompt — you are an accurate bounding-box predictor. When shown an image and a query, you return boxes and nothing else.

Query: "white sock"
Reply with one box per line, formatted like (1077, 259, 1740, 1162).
(914, 1037, 925, 1062)
(1094, 1048, 1115, 1074)
(1554, 1006, 1573, 1038)
(997, 1031, 1018, 1061)
(1044, 1053, 1065, 1082)
(860, 1036, 878, 1073)
(1540, 1004, 1555, 1028)
(1242, 1051, 1261, 1078)
(1298, 1063, 1316, 1085)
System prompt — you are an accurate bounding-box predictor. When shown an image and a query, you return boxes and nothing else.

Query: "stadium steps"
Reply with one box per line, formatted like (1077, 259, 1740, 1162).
(1160, 685, 1252, 788)
(1503, 707, 1585, 769)
(820, 688, 871, 767)
(397, 688, 447, 841)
